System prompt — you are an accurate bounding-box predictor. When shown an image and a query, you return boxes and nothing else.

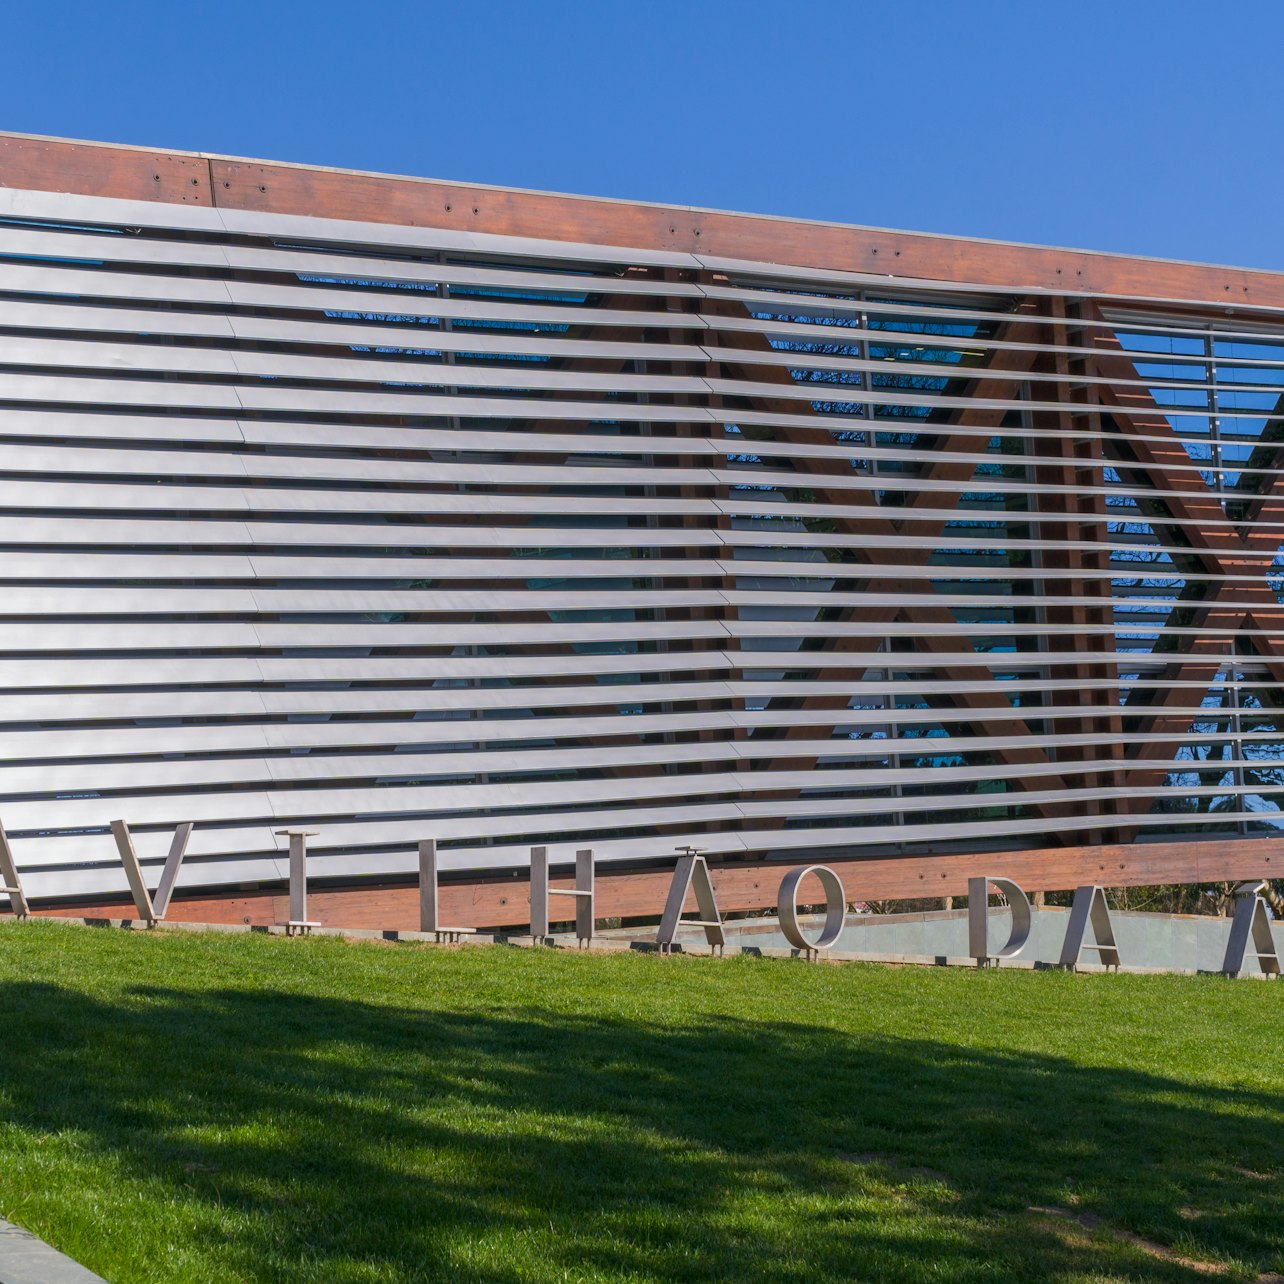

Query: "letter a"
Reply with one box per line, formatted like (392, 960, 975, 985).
(1058, 885, 1121, 970)
(1222, 883, 1280, 978)
(657, 851, 725, 949)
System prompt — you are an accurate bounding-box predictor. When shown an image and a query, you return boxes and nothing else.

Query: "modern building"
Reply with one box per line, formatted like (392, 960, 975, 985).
(0, 132, 1280, 928)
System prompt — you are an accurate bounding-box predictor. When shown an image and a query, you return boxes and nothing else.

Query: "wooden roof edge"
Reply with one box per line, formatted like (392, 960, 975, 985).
(0, 129, 1280, 315)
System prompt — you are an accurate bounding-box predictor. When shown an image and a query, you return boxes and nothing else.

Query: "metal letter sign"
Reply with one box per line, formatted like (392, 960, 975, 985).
(418, 838, 475, 938)
(110, 820, 194, 925)
(1222, 882, 1281, 978)
(968, 876, 1032, 965)
(419, 838, 441, 934)
(152, 823, 194, 919)
(656, 848, 725, 951)
(529, 846, 595, 944)
(0, 820, 29, 918)
(275, 829, 321, 935)
(777, 865, 847, 953)
(1058, 885, 1121, 970)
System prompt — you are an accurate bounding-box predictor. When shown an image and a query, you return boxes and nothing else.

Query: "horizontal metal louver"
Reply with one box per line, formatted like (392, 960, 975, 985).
(0, 178, 1279, 903)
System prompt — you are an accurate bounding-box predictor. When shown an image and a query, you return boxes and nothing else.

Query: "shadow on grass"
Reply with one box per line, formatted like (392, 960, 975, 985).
(0, 970, 1281, 1282)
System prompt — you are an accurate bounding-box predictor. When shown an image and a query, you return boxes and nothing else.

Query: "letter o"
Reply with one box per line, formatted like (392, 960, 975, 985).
(777, 865, 847, 951)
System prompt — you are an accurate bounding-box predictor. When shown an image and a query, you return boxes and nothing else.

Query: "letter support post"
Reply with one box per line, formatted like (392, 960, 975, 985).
(276, 829, 321, 935)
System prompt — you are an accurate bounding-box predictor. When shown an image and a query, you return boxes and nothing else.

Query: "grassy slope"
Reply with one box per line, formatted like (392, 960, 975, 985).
(0, 923, 1280, 1283)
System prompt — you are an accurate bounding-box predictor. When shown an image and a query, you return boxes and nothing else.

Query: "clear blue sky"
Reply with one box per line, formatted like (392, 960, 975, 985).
(2, 0, 1282, 269)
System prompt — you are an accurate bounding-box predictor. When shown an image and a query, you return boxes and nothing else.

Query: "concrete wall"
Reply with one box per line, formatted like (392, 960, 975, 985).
(662, 905, 1284, 972)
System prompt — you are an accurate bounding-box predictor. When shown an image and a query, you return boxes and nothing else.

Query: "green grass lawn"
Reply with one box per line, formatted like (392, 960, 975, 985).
(0, 923, 1280, 1283)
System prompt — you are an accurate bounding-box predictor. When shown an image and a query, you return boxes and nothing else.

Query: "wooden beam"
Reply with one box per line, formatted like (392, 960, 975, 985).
(0, 133, 212, 207)
(33, 837, 1284, 932)
(2, 131, 1284, 313)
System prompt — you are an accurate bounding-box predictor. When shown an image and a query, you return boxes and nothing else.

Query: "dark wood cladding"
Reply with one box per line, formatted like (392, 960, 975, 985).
(36, 839, 1284, 933)
(3, 132, 1283, 311)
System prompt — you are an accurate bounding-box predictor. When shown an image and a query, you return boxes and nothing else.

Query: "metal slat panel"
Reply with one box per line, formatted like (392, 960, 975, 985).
(3, 741, 1274, 802)
(2, 703, 1274, 772)
(0, 299, 711, 363)
(0, 262, 705, 331)
(0, 550, 1272, 587)
(3, 585, 1282, 619)
(16, 427, 1275, 505)
(0, 620, 1278, 654)
(0, 406, 1263, 477)
(0, 649, 1198, 692)
(0, 225, 706, 297)
(1, 495, 1281, 542)
(2, 672, 1265, 725)
(4, 287, 1278, 415)
(2, 763, 1273, 838)
(14, 319, 1284, 406)
(1, 179, 1282, 905)
(4, 347, 1280, 431)
(0, 333, 718, 397)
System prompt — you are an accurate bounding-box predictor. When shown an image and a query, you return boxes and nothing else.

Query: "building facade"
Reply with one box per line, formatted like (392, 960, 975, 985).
(0, 133, 1281, 925)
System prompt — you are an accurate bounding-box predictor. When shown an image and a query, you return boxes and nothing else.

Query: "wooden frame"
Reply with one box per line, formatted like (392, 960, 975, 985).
(4, 131, 1284, 310)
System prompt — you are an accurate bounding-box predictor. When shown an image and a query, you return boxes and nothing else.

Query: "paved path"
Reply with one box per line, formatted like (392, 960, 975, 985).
(0, 1219, 105, 1283)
